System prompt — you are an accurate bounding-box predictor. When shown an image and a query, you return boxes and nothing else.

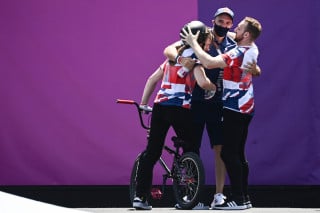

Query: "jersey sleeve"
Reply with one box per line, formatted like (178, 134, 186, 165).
(240, 47, 259, 70)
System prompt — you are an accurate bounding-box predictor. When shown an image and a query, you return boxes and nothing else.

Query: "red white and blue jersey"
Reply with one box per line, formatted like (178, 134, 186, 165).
(221, 44, 259, 115)
(154, 55, 197, 109)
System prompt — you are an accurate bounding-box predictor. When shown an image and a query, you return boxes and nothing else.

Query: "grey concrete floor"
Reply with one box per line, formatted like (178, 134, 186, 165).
(1, 191, 319, 213)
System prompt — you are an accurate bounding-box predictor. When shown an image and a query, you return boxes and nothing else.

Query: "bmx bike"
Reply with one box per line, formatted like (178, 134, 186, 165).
(116, 99, 205, 209)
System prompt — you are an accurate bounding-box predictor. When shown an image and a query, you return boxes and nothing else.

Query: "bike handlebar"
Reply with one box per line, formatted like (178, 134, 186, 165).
(116, 99, 151, 130)
(116, 99, 136, 105)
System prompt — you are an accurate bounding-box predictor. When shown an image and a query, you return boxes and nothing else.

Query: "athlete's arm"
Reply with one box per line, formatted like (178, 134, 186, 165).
(180, 26, 227, 69)
(163, 40, 181, 62)
(240, 46, 261, 76)
(164, 41, 195, 70)
(193, 65, 216, 91)
(140, 66, 163, 105)
(242, 61, 261, 76)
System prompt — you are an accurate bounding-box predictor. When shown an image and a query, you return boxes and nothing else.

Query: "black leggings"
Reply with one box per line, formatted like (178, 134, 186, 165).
(135, 103, 197, 198)
(221, 108, 252, 198)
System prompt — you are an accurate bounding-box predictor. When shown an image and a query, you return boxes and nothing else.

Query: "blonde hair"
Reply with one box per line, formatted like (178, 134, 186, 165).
(244, 17, 262, 40)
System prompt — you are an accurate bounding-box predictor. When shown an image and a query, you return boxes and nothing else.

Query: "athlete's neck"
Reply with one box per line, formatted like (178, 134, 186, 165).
(237, 40, 253, 47)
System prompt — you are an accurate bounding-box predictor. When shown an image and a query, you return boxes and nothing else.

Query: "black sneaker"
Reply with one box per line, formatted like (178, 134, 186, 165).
(244, 195, 252, 209)
(213, 197, 246, 210)
(132, 197, 152, 210)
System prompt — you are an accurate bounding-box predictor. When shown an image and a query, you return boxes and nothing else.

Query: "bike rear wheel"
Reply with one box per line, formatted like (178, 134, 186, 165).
(129, 153, 141, 203)
(172, 152, 205, 209)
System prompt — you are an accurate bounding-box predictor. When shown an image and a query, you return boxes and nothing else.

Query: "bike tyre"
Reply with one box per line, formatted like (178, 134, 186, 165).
(129, 153, 142, 203)
(172, 152, 205, 209)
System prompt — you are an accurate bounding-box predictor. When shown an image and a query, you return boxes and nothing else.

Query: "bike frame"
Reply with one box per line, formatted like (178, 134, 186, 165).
(117, 99, 205, 209)
(117, 99, 180, 189)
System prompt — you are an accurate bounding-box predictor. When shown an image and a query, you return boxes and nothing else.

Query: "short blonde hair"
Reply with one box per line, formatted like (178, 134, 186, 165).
(244, 17, 262, 40)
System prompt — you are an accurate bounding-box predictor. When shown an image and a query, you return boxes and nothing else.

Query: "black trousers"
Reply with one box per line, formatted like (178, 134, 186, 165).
(191, 100, 223, 150)
(135, 103, 197, 198)
(221, 108, 252, 199)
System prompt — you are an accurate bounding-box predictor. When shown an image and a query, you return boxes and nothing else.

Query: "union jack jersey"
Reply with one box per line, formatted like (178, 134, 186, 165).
(154, 56, 197, 109)
(221, 44, 259, 115)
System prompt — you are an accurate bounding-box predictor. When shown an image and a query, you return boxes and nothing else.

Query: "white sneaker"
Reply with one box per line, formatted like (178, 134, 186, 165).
(244, 195, 253, 209)
(210, 193, 226, 208)
(133, 197, 152, 210)
(174, 202, 209, 210)
(192, 202, 209, 210)
(213, 199, 247, 210)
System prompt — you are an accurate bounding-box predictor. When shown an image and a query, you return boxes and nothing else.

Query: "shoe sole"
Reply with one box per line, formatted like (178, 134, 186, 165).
(133, 206, 152, 210)
(133, 207, 152, 210)
(192, 206, 210, 210)
(133, 203, 152, 210)
(214, 206, 247, 210)
(175, 204, 209, 210)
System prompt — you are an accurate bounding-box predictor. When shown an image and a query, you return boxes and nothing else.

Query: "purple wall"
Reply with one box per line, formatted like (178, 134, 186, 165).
(0, 0, 197, 185)
(0, 0, 319, 185)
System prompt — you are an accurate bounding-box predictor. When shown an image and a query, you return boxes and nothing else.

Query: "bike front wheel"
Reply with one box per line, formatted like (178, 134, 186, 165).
(172, 152, 205, 210)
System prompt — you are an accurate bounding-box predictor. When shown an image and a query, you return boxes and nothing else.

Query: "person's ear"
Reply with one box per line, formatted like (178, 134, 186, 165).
(244, 31, 250, 38)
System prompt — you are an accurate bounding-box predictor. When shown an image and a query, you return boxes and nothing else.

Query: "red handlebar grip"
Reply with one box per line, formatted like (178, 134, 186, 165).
(116, 99, 135, 104)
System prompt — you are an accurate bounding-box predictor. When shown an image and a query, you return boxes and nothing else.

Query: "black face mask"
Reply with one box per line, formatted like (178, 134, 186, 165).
(214, 24, 230, 37)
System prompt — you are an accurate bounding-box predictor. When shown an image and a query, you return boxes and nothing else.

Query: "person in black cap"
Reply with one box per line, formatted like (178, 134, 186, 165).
(164, 7, 260, 210)
(181, 15, 262, 210)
